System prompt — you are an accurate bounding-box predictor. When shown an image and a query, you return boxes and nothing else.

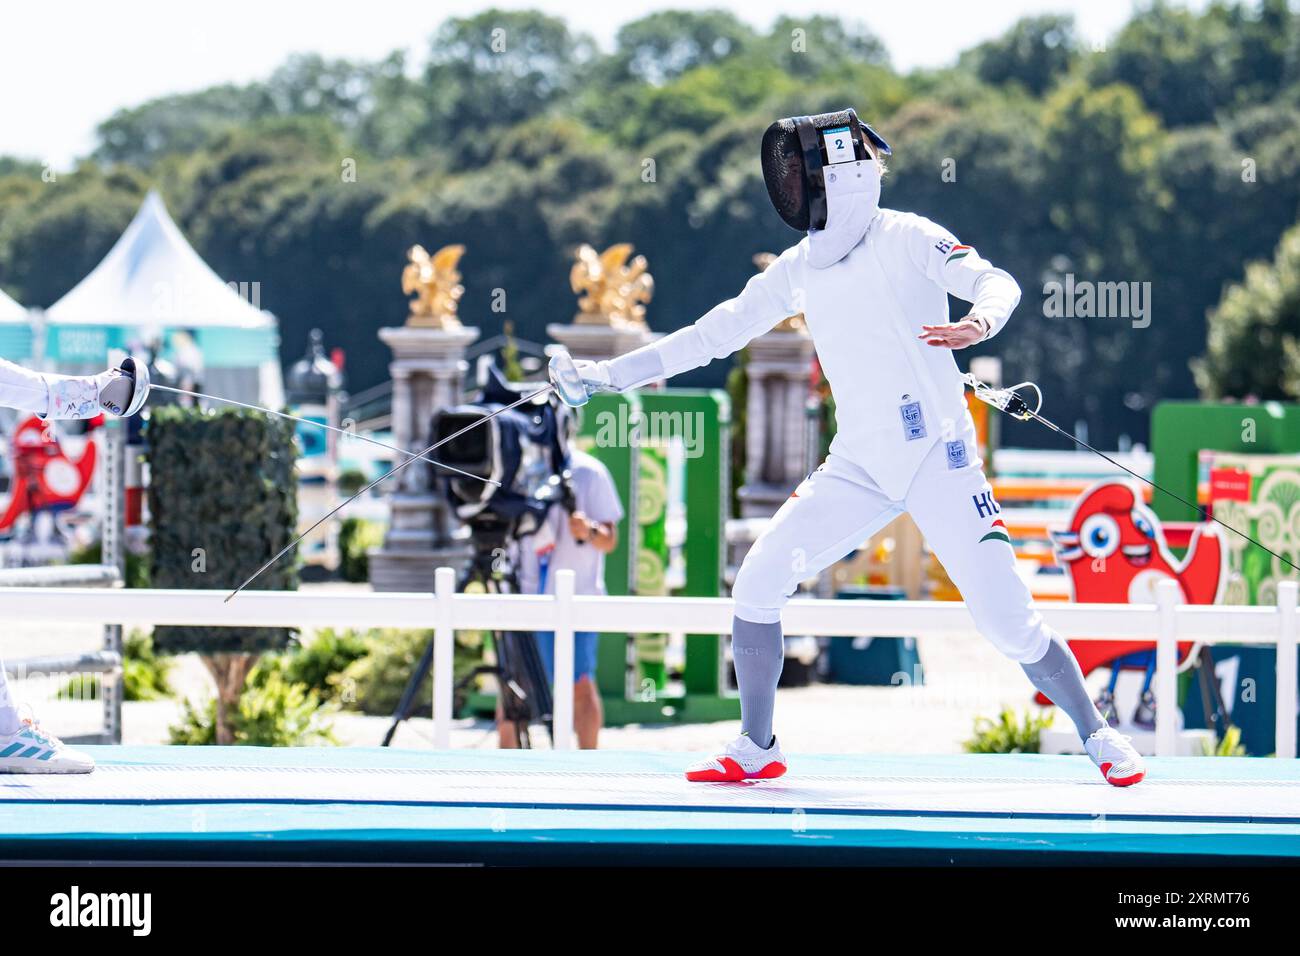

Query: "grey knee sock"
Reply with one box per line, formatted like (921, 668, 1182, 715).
(732, 617, 783, 748)
(1021, 634, 1107, 741)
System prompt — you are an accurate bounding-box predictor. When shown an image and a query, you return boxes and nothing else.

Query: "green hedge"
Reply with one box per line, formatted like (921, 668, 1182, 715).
(147, 406, 299, 654)
(168, 668, 337, 747)
(338, 517, 384, 583)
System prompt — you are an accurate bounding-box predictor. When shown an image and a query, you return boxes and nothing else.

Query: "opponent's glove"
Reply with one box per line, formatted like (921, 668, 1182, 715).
(46, 355, 151, 420)
(549, 349, 614, 408)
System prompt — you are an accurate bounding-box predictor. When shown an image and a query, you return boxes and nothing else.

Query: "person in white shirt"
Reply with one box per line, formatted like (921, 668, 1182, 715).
(549, 109, 1145, 787)
(0, 355, 149, 773)
(502, 445, 623, 749)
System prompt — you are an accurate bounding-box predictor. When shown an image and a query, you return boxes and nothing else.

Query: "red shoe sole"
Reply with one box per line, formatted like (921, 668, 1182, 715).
(685, 756, 787, 782)
(1099, 761, 1145, 787)
(1105, 770, 1145, 787)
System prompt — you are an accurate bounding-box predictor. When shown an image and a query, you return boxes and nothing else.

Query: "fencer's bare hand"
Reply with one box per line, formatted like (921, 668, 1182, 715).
(918, 315, 988, 349)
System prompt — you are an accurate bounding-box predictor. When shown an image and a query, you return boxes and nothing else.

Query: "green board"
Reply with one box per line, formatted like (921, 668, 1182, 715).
(577, 388, 738, 725)
(1151, 401, 1300, 522)
(1197, 450, 1300, 606)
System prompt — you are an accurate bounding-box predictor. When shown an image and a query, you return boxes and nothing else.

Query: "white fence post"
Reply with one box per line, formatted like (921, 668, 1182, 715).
(1277, 581, 1298, 760)
(552, 569, 576, 751)
(1155, 579, 1180, 757)
(432, 566, 456, 750)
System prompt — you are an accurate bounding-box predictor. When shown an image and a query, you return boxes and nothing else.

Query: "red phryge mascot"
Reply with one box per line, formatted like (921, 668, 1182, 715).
(0, 414, 100, 536)
(1049, 480, 1226, 725)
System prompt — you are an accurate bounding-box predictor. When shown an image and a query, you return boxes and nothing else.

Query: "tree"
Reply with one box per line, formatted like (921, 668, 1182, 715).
(94, 85, 276, 167)
(762, 15, 890, 77)
(1197, 222, 1300, 400)
(1089, 0, 1299, 128)
(264, 53, 383, 132)
(416, 9, 595, 160)
(613, 10, 756, 85)
(958, 14, 1080, 96)
(0, 167, 145, 306)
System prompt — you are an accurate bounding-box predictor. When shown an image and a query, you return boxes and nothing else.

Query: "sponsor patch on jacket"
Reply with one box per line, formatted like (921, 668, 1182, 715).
(945, 244, 972, 264)
(945, 440, 968, 469)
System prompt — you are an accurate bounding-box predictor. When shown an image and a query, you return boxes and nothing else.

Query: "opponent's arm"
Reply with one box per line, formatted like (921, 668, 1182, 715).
(904, 216, 1021, 350)
(0, 356, 149, 419)
(553, 248, 800, 400)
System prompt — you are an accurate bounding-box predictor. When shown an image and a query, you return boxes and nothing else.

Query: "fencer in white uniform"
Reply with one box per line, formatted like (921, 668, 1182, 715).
(0, 355, 148, 773)
(550, 109, 1145, 786)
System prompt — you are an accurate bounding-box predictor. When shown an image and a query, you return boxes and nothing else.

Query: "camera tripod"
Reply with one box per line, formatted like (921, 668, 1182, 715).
(382, 525, 554, 748)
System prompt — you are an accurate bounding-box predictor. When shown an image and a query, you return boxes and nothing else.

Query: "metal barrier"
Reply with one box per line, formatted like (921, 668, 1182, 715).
(1, 570, 1296, 757)
(0, 563, 124, 745)
(0, 564, 121, 587)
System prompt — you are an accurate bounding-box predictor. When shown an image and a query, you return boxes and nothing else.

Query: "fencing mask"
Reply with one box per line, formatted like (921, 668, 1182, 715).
(761, 108, 892, 269)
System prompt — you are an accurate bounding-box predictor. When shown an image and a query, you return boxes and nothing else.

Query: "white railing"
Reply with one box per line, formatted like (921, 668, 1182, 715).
(1, 571, 1295, 758)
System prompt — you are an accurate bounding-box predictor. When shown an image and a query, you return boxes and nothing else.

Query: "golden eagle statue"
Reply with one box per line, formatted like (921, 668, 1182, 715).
(402, 244, 465, 329)
(570, 243, 653, 328)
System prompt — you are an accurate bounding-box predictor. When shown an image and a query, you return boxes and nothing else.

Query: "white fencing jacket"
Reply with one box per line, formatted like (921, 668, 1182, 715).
(608, 209, 1021, 499)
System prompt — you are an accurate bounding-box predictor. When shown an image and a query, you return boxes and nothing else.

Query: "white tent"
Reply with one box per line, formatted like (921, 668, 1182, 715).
(0, 286, 23, 322)
(45, 191, 282, 406)
(0, 286, 33, 362)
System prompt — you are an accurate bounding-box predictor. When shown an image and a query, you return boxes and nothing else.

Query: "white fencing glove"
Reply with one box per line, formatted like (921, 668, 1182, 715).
(548, 347, 665, 408)
(549, 350, 614, 408)
(46, 355, 151, 419)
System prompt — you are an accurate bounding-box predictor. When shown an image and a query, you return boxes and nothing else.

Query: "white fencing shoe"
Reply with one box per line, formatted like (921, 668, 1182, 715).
(1085, 726, 1145, 787)
(685, 733, 787, 782)
(0, 717, 95, 774)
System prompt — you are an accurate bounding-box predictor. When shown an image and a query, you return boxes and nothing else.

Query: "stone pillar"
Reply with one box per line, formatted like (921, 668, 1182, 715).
(369, 324, 479, 592)
(737, 327, 816, 519)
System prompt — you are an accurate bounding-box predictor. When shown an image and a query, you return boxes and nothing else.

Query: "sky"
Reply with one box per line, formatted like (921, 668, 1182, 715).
(0, 0, 1200, 167)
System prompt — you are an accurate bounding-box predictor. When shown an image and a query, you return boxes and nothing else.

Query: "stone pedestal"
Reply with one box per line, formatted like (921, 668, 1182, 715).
(546, 321, 655, 364)
(736, 328, 817, 519)
(369, 325, 479, 592)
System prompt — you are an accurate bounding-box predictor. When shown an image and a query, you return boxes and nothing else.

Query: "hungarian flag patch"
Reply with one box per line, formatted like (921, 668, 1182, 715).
(979, 519, 1010, 544)
(946, 244, 972, 265)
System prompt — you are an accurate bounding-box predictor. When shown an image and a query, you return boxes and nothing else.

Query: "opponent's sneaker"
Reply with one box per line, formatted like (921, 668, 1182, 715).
(685, 734, 786, 782)
(1085, 726, 1145, 787)
(0, 717, 95, 774)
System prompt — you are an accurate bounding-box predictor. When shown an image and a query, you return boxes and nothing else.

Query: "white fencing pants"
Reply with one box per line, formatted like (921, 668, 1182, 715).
(732, 441, 1053, 664)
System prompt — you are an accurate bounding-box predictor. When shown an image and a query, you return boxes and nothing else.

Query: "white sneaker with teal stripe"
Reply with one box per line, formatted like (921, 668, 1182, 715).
(0, 718, 94, 774)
